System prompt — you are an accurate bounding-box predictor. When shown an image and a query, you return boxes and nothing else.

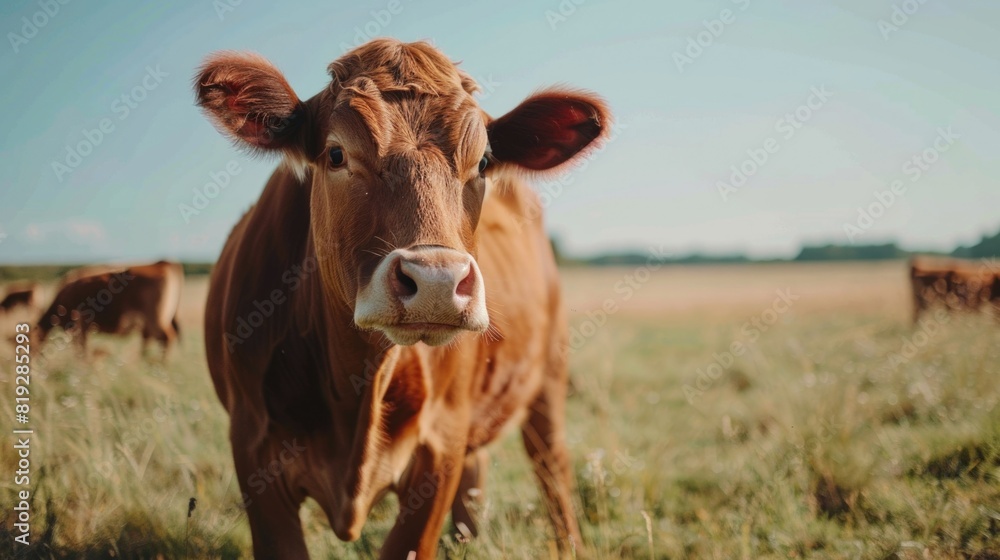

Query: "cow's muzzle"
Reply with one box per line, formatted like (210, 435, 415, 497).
(354, 246, 488, 346)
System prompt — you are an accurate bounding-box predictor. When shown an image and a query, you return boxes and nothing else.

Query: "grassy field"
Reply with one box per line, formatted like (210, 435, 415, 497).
(2, 261, 999, 559)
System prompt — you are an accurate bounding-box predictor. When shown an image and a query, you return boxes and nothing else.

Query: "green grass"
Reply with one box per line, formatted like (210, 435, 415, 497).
(2, 267, 1000, 559)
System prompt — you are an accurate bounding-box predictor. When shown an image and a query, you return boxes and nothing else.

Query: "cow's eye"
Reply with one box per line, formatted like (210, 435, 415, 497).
(478, 155, 489, 174)
(329, 147, 346, 168)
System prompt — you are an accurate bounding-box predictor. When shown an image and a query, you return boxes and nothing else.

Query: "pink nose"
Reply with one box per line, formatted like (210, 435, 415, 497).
(389, 249, 477, 304)
(354, 245, 489, 344)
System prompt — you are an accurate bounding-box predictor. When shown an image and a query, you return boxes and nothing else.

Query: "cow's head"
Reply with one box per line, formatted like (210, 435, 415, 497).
(195, 39, 609, 346)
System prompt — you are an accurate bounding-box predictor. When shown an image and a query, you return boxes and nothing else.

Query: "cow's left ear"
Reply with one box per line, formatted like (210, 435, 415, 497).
(194, 51, 306, 155)
(487, 90, 611, 173)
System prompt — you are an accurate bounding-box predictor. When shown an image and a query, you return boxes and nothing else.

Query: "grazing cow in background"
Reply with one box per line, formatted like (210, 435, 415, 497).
(36, 260, 184, 355)
(59, 263, 135, 286)
(910, 256, 996, 323)
(58, 264, 183, 340)
(0, 283, 41, 313)
(196, 39, 610, 559)
(991, 275, 1000, 314)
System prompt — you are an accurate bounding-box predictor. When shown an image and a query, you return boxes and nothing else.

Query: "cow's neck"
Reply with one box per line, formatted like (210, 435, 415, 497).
(292, 230, 410, 531)
(298, 231, 398, 405)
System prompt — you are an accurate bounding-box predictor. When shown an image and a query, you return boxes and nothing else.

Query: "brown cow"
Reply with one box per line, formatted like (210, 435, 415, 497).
(196, 39, 610, 558)
(0, 283, 41, 313)
(991, 275, 1000, 314)
(36, 260, 184, 354)
(910, 256, 996, 323)
(59, 263, 133, 286)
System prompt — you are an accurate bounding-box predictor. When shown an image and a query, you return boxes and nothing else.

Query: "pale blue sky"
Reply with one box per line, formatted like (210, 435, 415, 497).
(0, 0, 998, 263)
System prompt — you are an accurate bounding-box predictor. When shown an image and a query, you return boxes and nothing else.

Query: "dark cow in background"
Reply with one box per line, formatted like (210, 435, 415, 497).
(1, 283, 41, 313)
(36, 260, 184, 355)
(910, 256, 998, 323)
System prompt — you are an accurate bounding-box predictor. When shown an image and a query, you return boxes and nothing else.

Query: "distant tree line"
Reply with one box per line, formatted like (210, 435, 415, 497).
(557, 228, 1000, 267)
(951, 229, 1000, 260)
(793, 243, 910, 262)
(4, 230, 1000, 281)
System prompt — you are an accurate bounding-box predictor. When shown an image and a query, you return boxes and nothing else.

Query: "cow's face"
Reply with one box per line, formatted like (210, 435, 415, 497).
(195, 39, 609, 346)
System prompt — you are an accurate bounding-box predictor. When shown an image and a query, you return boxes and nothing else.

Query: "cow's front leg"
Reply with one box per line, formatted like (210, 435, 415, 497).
(231, 426, 310, 559)
(382, 443, 467, 559)
(451, 448, 489, 539)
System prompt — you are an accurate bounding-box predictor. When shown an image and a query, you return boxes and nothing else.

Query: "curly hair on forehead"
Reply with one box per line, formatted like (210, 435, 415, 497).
(328, 39, 480, 97)
(319, 39, 488, 164)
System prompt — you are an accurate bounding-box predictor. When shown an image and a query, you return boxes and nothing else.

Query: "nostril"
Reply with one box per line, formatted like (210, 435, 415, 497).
(392, 260, 418, 298)
(455, 266, 475, 298)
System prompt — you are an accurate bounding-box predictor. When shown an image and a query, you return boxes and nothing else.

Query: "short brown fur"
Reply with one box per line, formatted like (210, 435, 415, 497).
(37, 261, 183, 355)
(909, 256, 998, 323)
(197, 39, 610, 559)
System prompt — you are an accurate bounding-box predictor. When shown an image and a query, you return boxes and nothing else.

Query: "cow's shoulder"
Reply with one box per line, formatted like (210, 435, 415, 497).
(476, 174, 558, 318)
(216, 167, 315, 369)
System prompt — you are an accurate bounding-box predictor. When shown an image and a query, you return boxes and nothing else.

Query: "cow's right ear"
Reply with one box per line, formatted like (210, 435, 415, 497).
(194, 52, 305, 154)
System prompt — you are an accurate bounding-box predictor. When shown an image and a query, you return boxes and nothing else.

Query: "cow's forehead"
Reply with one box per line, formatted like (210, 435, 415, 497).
(313, 41, 484, 166)
(328, 39, 477, 98)
(325, 81, 485, 169)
